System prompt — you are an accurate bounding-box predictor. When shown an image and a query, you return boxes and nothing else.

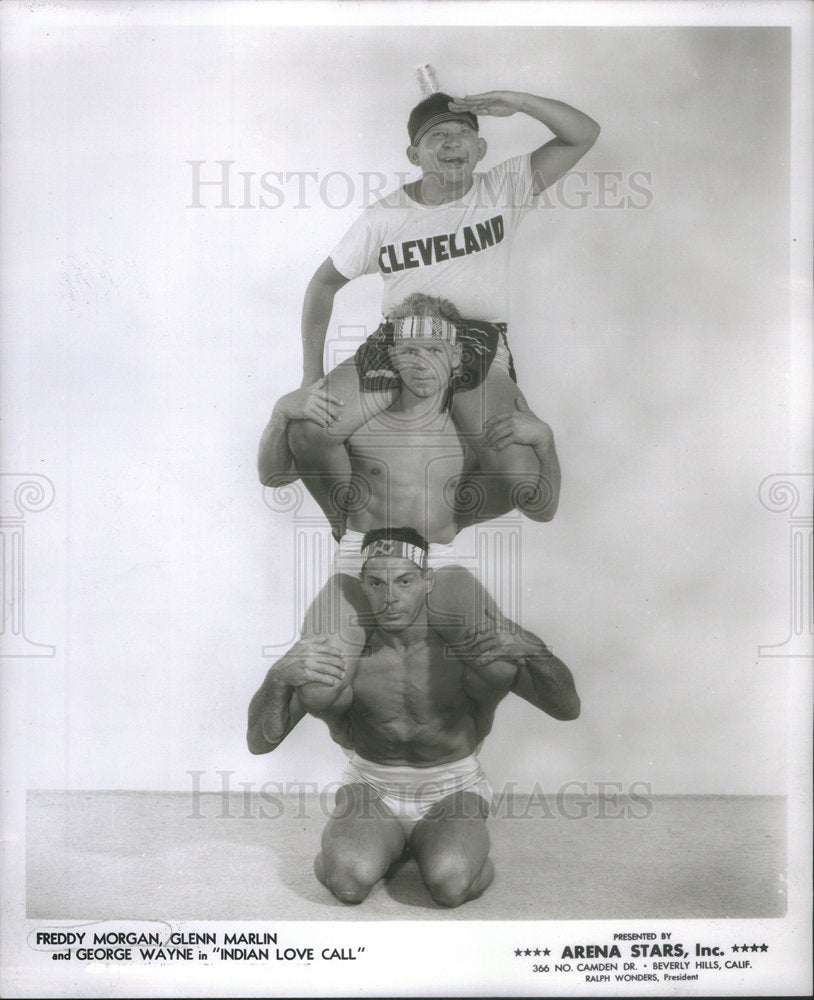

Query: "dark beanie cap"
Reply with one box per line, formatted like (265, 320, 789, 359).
(407, 92, 479, 146)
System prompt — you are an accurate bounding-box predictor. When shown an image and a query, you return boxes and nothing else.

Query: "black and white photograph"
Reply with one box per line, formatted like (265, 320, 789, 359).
(1, 1, 811, 997)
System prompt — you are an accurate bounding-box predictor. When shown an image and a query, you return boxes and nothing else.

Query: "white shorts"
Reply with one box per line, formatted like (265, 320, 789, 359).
(334, 528, 460, 576)
(342, 750, 492, 833)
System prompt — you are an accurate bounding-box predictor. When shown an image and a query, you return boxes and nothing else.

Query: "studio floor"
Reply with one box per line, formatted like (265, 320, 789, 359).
(27, 791, 786, 921)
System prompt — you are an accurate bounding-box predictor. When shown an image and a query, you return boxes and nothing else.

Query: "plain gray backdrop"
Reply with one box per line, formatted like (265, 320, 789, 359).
(1, 16, 804, 798)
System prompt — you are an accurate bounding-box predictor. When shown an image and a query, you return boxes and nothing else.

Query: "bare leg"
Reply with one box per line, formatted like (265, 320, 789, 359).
(452, 369, 541, 521)
(297, 573, 373, 711)
(315, 783, 407, 904)
(410, 790, 494, 908)
(427, 569, 516, 740)
(287, 358, 396, 537)
(428, 565, 499, 647)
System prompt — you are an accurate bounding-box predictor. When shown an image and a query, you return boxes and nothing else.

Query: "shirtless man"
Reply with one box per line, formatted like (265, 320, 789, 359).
(259, 293, 561, 656)
(247, 528, 580, 908)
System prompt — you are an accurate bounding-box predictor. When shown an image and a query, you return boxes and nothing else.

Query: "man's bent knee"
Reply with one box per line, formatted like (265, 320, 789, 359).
(315, 851, 382, 905)
(478, 441, 539, 478)
(326, 871, 376, 905)
(422, 857, 482, 909)
(479, 447, 550, 517)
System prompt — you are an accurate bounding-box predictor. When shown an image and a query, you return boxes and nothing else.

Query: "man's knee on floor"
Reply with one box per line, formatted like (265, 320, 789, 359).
(421, 853, 480, 909)
(320, 851, 383, 904)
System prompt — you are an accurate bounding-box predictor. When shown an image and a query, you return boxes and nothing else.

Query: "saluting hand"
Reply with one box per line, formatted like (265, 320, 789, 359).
(449, 91, 527, 118)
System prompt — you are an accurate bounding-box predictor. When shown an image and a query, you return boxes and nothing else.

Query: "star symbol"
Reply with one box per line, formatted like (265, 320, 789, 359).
(543, 948, 551, 956)
(533, 948, 541, 956)
(742, 943, 750, 951)
(760, 944, 769, 952)
(514, 949, 522, 957)
(750, 944, 759, 952)
(524, 949, 532, 956)
(732, 945, 740, 952)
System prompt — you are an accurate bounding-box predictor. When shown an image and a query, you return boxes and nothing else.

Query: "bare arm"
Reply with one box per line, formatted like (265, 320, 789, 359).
(257, 404, 298, 488)
(462, 655, 518, 744)
(454, 396, 560, 528)
(301, 257, 351, 386)
(482, 396, 560, 522)
(460, 610, 580, 721)
(246, 637, 348, 754)
(247, 672, 306, 755)
(257, 381, 345, 486)
(450, 91, 600, 193)
(510, 641, 580, 721)
(529, 427, 560, 521)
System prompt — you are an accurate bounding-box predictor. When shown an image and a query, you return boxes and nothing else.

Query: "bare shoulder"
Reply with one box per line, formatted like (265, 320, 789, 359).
(424, 630, 467, 682)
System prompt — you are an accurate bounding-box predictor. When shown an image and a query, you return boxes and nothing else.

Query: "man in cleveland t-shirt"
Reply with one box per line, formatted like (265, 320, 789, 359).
(269, 87, 599, 537)
(331, 153, 533, 323)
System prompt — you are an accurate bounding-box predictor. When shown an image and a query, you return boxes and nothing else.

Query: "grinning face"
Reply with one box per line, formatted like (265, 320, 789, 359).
(390, 337, 461, 398)
(407, 120, 486, 183)
(359, 555, 434, 633)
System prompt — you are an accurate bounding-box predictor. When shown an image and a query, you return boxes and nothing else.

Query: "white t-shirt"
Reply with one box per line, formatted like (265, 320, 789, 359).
(330, 154, 535, 323)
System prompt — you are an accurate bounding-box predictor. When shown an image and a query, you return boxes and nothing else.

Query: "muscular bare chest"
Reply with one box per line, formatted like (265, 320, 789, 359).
(349, 638, 468, 730)
(348, 414, 472, 491)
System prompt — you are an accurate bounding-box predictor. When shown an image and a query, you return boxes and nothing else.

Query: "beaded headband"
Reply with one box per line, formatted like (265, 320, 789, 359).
(392, 314, 457, 344)
(360, 537, 428, 569)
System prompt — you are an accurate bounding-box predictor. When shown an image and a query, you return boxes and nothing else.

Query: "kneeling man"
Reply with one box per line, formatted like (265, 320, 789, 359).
(247, 527, 580, 908)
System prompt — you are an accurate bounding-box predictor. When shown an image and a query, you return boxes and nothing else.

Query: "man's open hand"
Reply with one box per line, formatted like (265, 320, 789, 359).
(276, 379, 344, 428)
(274, 637, 346, 688)
(461, 606, 548, 665)
(449, 91, 527, 118)
(484, 396, 552, 451)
